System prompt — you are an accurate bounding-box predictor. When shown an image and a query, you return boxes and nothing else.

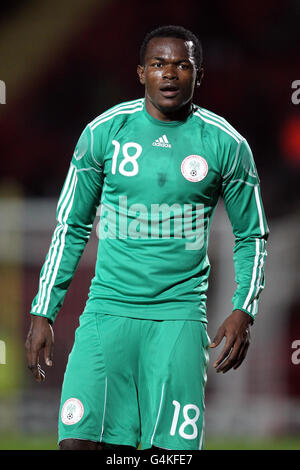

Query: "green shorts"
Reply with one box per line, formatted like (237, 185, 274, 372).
(58, 312, 210, 450)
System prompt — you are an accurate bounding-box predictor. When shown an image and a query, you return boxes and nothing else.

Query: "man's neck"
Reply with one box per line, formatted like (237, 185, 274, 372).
(145, 97, 193, 122)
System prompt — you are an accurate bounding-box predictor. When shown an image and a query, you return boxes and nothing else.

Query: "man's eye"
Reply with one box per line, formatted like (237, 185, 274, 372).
(179, 64, 189, 70)
(153, 63, 162, 67)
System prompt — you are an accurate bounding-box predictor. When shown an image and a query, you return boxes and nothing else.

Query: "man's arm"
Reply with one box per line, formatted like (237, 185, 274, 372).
(210, 138, 269, 373)
(25, 124, 104, 381)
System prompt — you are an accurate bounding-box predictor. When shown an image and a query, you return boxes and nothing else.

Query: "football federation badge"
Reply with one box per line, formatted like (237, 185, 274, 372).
(181, 155, 208, 182)
(61, 398, 84, 425)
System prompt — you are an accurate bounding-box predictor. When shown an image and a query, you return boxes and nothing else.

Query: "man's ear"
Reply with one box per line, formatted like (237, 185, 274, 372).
(196, 67, 204, 87)
(137, 64, 145, 85)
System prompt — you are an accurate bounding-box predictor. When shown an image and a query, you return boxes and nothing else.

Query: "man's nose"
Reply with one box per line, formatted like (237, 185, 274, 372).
(162, 64, 178, 80)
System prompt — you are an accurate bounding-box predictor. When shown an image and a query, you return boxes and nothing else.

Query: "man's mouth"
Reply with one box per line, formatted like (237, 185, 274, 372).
(159, 84, 179, 98)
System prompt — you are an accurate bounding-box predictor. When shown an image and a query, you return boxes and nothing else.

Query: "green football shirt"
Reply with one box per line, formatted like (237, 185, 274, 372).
(30, 98, 269, 324)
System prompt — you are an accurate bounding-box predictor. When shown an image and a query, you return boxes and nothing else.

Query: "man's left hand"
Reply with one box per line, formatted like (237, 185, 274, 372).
(210, 309, 253, 373)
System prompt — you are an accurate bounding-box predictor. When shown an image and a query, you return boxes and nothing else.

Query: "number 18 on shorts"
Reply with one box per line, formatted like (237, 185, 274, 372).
(58, 314, 210, 450)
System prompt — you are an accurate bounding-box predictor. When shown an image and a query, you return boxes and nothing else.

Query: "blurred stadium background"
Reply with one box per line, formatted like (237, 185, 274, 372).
(0, 0, 299, 450)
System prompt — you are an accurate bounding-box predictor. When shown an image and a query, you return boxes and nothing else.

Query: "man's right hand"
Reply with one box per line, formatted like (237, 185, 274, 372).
(25, 315, 54, 383)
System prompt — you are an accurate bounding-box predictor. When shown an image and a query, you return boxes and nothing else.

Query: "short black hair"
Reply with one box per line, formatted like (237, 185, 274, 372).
(139, 25, 203, 69)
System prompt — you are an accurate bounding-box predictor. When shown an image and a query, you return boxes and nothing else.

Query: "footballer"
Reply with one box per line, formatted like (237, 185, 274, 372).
(25, 25, 269, 450)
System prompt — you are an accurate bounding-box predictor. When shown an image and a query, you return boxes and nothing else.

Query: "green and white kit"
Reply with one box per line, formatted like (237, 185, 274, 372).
(30, 98, 268, 449)
(59, 314, 210, 450)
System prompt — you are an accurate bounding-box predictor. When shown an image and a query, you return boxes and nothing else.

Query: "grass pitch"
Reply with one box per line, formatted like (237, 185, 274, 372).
(0, 433, 299, 450)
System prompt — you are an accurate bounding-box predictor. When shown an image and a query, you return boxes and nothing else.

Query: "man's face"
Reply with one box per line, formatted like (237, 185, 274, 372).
(137, 37, 202, 115)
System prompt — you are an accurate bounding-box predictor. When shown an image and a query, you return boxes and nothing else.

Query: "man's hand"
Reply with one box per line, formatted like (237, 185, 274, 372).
(25, 316, 54, 382)
(210, 309, 253, 373)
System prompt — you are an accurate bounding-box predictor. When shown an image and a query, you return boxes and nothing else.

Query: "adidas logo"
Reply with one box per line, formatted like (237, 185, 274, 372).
(152, 134, 171, 148)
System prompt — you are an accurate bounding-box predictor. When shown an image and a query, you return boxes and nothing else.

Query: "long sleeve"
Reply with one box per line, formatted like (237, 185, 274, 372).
(221, 138, 269, 320)
(30, 124, 104, 323)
